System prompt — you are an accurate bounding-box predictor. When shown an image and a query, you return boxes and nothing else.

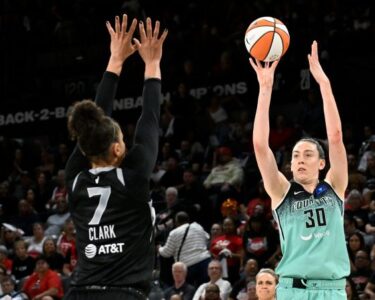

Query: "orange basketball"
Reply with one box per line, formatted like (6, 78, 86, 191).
(244, 16, 290, 62)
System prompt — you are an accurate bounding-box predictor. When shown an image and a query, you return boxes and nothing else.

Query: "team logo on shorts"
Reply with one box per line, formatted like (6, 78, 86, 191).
(85, 244, 97, 258)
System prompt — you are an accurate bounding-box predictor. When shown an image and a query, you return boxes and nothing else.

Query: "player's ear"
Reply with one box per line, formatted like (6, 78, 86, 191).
(112, 142, 122, 158)
(319, 159, 326, 170)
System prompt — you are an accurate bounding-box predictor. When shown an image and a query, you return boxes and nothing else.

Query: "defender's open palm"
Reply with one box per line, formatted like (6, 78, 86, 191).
(106, 14, 138, 62)
(134, 17, 168, 65)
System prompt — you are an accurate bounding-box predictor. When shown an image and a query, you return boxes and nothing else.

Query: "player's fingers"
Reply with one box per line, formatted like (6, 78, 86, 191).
(121, 14, 128, 33)
(146, 17, 152, 38)
(139, 21, 146, 41)
(106, 21, 115, 36)
(133, 38, 141, 49)
(159, 28, 168, 43)
(249, 58, 257, 70)
(115, 16, 120, 34)
(271, 60, 279, 70)
(128, 18, 138, 36)
(153, 20, 160, 39)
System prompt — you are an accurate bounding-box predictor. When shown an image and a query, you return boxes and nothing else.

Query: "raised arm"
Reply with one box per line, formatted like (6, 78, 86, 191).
(124, 18, 168, 176)
(65, 15, 137, 182)
(250, 59, 289, 207)
(308, 41, 347, 199)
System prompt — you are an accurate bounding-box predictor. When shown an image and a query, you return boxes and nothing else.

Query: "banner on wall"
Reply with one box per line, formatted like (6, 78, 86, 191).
(0, 81, 250, 135)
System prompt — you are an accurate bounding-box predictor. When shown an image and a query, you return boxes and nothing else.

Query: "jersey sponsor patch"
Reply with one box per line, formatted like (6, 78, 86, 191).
(299, 230, 330, 241)
(85, 242, 125, 259)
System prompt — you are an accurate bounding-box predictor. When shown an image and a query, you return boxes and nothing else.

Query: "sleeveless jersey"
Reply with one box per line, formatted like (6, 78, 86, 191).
(273, 181, 350, 279)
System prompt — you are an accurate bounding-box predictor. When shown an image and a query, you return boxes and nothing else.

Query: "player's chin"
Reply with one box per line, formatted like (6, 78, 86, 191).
(293, 172, 309, 182)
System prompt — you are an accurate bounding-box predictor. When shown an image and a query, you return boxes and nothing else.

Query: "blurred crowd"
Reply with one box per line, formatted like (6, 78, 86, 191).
(1, 0, 374, 299)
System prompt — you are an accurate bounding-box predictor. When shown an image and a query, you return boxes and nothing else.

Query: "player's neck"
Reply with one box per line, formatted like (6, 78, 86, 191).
(91, 158, 117, 169)
(296, 178, 319, 194)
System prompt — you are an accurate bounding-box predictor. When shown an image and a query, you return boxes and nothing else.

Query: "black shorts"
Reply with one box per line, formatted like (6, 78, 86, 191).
(63, 286, 147, 300)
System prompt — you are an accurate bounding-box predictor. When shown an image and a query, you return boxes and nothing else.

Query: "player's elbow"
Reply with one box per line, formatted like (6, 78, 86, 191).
(253, 139, 268, 153)
(327, 130, 343, 145)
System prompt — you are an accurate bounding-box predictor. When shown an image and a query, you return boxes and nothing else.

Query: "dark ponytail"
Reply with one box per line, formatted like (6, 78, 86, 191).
(68, 100, 119, 159)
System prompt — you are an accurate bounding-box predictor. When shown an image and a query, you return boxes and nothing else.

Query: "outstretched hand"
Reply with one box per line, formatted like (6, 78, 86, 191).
(249, 58, 279, 89)
(308, 40, 329, 85)
(106, 14, 138, 74)
(133, 17, 168, 67)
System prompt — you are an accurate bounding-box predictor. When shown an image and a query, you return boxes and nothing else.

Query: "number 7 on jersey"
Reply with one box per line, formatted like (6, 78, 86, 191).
(87, 187, 111, 225)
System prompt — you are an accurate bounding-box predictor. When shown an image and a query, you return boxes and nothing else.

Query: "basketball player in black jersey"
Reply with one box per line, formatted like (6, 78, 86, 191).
(63, 15, 167, 300)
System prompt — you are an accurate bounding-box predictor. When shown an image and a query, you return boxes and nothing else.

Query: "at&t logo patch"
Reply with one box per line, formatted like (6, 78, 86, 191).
(85, 243, 125, 258)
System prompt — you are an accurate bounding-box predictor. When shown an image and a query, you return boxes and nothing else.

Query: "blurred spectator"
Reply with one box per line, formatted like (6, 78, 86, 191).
(210, 217, 243, 284)
(245, 281, 257, 300)
(245, 180, 272, 220)
(0, 181, 18, 217)
(159, 212, 211, 287)
(207, 95, 230, 146)
(229, 258, 259, 300)
(203, 147, 243, 191)
(22, 255, 64, 300)
(363, 152, 375, 180)
(345, 189, 369, 231)
(44, 195, 70, 237)
(350, 250, 372, 296)
(204, 146, 244, 222)
(358, 135, 375, 173)
(9, 199, 40, 236)
(24, 188, 37, 209)
(242, 215, 280, 269)
(34, 172, 53, 214)
(359, 127, 374, 156)
(0, 276, 28, 300)
(255, 268, 278, 300)
(56, 218, 77, 276)
(0, 266, 7, 294)
(364, 273, 375, 299)
(156, 187, 183, 236)
(347, 174, 366, 198)
(347, 233, 366, 273)
(178, 169, 209, 228)
(170, 294, 183, 300)
(170, 82, 198, 120)
(161, 104, 189, 149)
(159, 157, 184, 189)
(346, 277, 360, 300)
(366, 198, 375, 235)
(47, 170, 67, 211)
(229, 111, 252, 153)
(348, 154, 363, 176)
(209, 223, 223, 246)
(192, 260, 231, 300)
(163, 262, 196, 300)
(0, 246, 12, 274)
(1, 223, 24, 258)
(54, 143, 69, 172)
(158, 142, 179, 171)
(12, 239, 35, 281)
(202, 283, 221, 300)
(26, 222, 47, 258)
(42, 238, 65, 274)
(36, 149, 55, 178)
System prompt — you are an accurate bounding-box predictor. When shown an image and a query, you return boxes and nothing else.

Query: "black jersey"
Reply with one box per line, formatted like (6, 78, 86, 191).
(65, 72, 161, 292)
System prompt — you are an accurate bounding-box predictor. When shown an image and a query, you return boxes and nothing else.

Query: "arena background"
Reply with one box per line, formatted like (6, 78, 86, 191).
(0, 0, 374, 176)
